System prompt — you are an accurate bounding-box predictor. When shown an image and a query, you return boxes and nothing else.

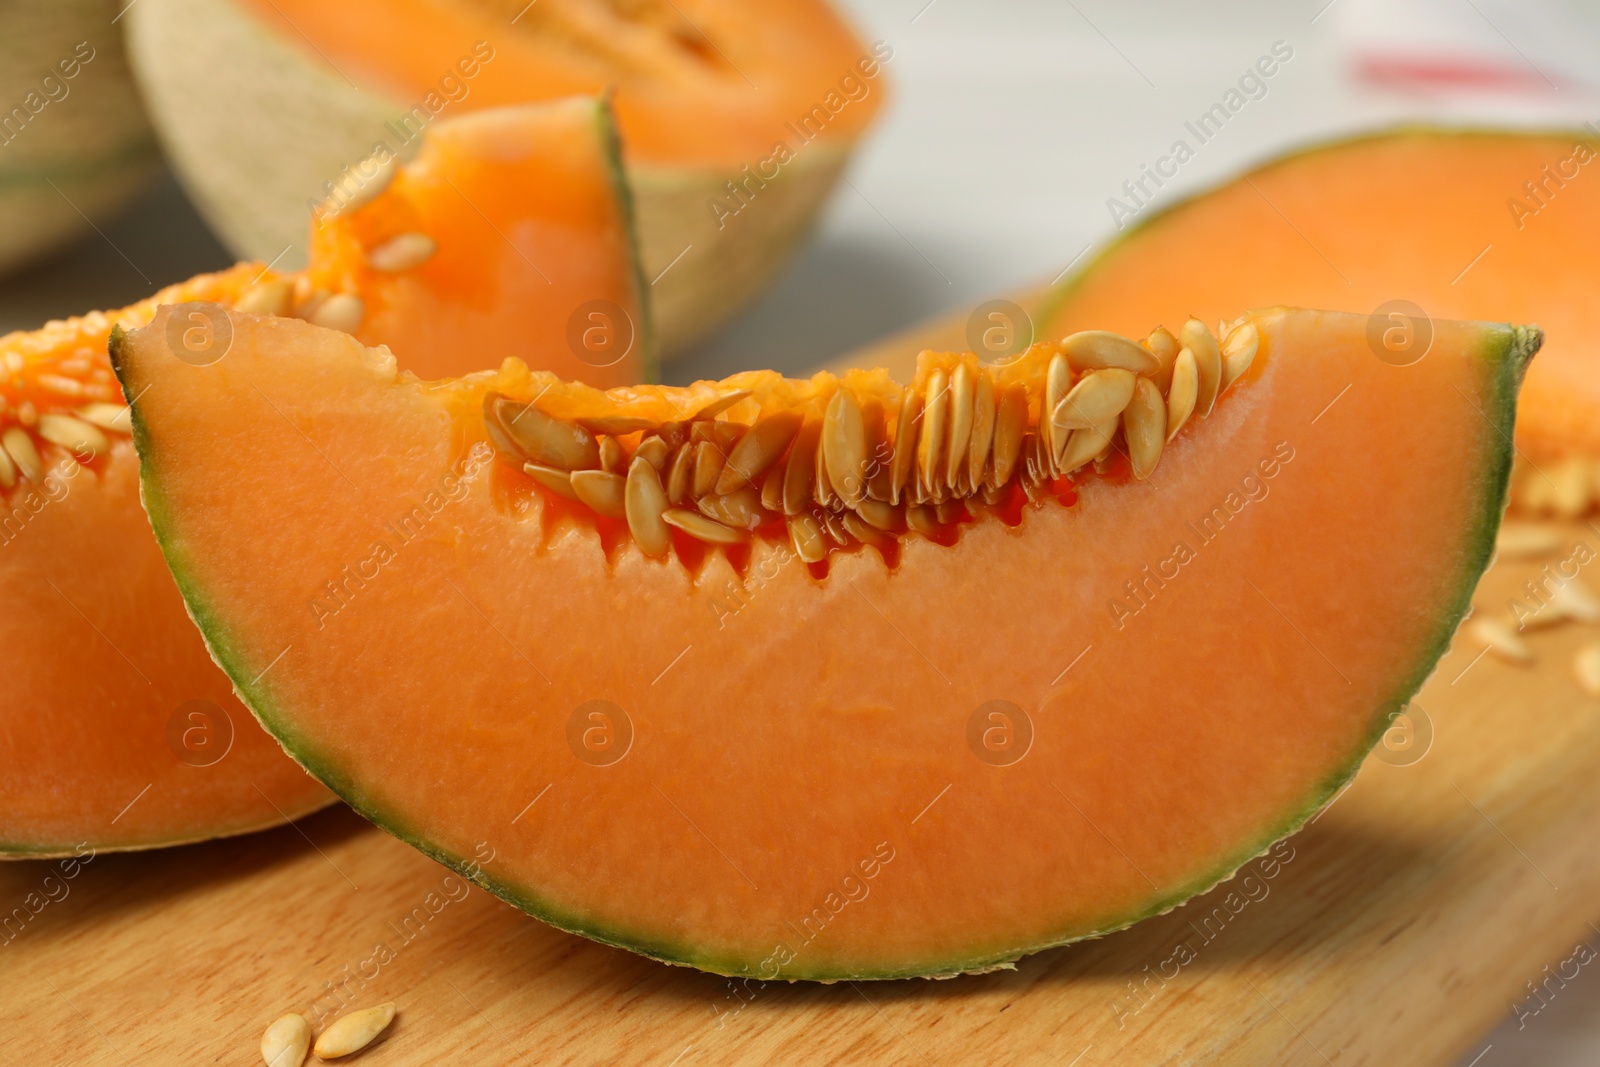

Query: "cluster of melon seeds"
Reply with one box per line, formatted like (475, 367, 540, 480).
(1475, 521, 1600, 698)
(484, 318, 1259, 566)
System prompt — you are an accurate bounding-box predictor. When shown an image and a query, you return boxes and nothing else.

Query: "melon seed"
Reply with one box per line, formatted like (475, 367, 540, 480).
(782, 417, 821, 516)
(1041, 354, 1069, 468)
(310, 293, 364, 334)
(692, 440, 725, 498)
(0, 446, 14, 489)
(1060, 330, 1161, 375)
(990, 384, 1027, 489)
(599, 435, 625, 474)
(717, 409, 802, 494)
(760, 466, 785, 513)
(822, 389, 869, 506)
(571, 469, 628, 519)
(578, 415, 658, 436)
(855, 497, 901, 532)
(366, 232, 437, 273)
(312, 1002, 395, 1059)
(663, 507, 746, 544)
(789, 512, 827, 562)
(634, 435, 670, 470)
(625, 457, 671, 557)
(37, 414, 108, 461)
(1221, 322, 1259, 389)
(698, 487, 765, 530)
(1166, 349, 1199, 442)
(944, 362, 975, 491)
(1575, 643, 1600, 697)
(905, 503, 939, 537)
(1051, 368, 1137, 436)
(260, 1013, 311, 1067)
(666, 442, 694, 505)
(234, 279, 293, 317)
(489, 395, 600, 471)
(888, 391, 921, 505)
(1057, 419, 1119, 475)
(1123, 377, 1166, 480)
(2, 427, 43, 482)
(917, 367, 949, 492)
(966, 372, 996, 490)
(1182, 319, 1222, 417)
(1146, 326, 1179, 392)
(524, 462, 582, 502)
(1470, 617, 1532, 665)
(1495, 521, 1564, 559)
(76, 402, 131, 433)
(692, 389, 753, 421)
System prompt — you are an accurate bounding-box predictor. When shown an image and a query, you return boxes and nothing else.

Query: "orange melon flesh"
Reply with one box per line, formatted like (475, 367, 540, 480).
(305, 97, 650, 384)
(235, 0, 882, 166)
(1042, 128, 1600, 514)
(0, 267, 333, 857)
(112, 306, 1532, 976)
(0, 98, 644, 856)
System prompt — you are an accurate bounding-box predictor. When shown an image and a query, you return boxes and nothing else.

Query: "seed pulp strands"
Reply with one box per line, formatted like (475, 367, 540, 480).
(484, 322, 1260, 566)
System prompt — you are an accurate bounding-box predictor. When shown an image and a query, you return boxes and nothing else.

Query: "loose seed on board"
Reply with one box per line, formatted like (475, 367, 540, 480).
(260, 1013, 311, 1067)
(889, 390, 921, 505)
(1549, 578, 1600, 624)
(625, 457, 671, 557)
(664, 507, 747, 544)
(634, 435, 670, 470)
(1181, 318, 1222, 417)
(1146, 326, 1178, 392)
(487, 395, 600, 471)
(717, 409, 803, 494)
(524, 462, 583, 502)
(571, 469, 628, 519)
(789, 512, 827, 562)
(234, 278, 293, 317)
(1575, 643, 1600, 697)
(1495, 522, 1565, 560)
(310, 293, 364, 334)
(944, 363, 975, 491)
(1470, 617, 1533, 665)
(966, 372, 996, 491)
(313, 1002, 396, 1060)
(1220, 322, 1259, 389)
(37, 413, 108, 461)
(1123, 377, 1166, 480)
(1166, 349, 1199, 442)
(822, 388, 869, 506)
(2, 426, 43, 482)
(366, 232, 437, 273)
(782, 417, 821, 516)
(76, 402, 131, 433)
(599, 435, 625, 474)
(917, 368, 948, 492)
(1051, 368, 1137, 436)
(1060, 330, 1160, 375)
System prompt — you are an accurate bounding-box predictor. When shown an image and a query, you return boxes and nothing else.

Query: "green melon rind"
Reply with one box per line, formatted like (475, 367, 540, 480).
(110, 320, 1535, 980)
(0, 792, 336, 861)
(590, 92, 658, 387)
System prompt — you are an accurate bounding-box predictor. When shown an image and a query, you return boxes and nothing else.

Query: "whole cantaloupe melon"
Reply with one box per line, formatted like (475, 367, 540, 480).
(0, 0, 161, 275)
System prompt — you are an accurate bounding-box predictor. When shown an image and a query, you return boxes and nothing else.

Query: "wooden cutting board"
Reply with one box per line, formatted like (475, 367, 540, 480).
(6, 298, 1600, 1066)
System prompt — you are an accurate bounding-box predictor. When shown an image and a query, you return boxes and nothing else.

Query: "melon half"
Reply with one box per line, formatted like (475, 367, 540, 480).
(112, 304, 1535, 977)
(1043, 127, 1600, 516)
(0, 98, 645, 856)
(123, 0, 888, 353)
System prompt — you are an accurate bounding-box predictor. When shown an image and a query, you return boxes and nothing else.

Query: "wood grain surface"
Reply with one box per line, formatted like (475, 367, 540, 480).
(4, 298, 1598, 1066)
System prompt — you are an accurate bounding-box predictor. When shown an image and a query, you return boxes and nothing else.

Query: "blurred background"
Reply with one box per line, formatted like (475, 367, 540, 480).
(4, 1, 1599, 1059)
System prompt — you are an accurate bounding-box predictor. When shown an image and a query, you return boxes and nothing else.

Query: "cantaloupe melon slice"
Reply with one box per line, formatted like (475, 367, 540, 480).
(0, 98, 645, 857)
(1042, 127, 1600, 517)
(123, 0, 887, 353)
(113, 304, 1535, 977)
